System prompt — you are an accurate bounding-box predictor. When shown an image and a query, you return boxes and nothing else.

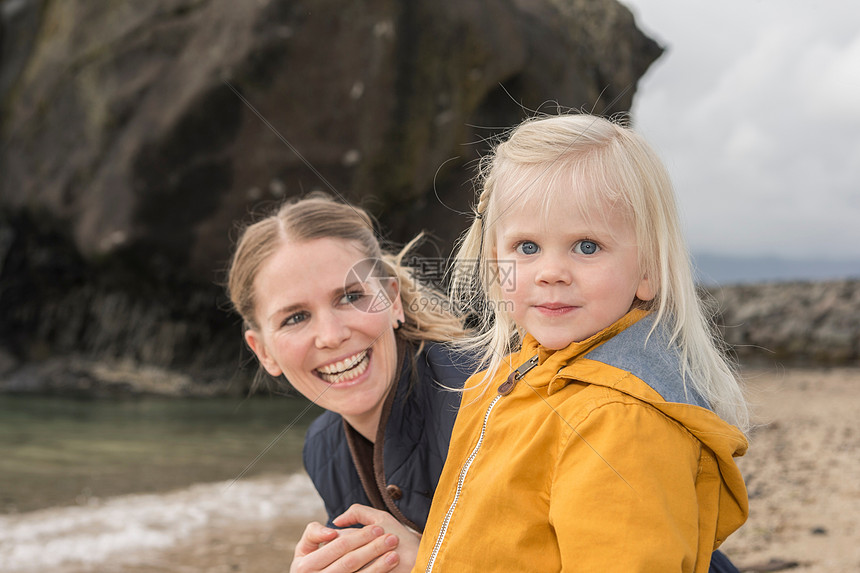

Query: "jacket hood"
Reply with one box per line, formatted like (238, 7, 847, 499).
(517, 309, 749, 542)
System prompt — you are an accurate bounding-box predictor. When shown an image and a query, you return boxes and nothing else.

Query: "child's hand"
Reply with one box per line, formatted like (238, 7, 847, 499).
(289, 517, 400, 573)
(332, 504, 423, 573)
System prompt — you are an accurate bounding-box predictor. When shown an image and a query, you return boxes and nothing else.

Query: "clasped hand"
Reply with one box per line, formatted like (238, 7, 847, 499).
(290, 504, 421, 573)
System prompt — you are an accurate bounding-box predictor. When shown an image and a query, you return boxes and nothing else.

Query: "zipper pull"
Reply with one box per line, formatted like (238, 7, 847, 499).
(497, 354, 539, 396)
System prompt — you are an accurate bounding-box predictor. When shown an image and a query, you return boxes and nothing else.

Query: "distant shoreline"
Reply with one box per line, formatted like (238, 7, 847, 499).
(693, 253, 860, 286)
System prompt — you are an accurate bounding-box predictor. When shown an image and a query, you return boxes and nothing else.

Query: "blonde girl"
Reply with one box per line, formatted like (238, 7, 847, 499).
(412, 114, 749, 572)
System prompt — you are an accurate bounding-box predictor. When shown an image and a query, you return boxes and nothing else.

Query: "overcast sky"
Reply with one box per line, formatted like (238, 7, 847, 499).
(619, 1, 860, 262)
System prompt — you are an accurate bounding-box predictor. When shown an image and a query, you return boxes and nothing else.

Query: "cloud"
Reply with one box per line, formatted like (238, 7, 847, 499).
(799, 33, 860, 123)
(622, 0, 860, 260)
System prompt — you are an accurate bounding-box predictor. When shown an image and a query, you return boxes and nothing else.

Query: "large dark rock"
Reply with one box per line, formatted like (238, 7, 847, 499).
(0, 0, 662, 393)
(0, 209, 246, 394)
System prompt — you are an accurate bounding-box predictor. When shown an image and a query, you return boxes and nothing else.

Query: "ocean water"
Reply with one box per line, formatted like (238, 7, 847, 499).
(0, 474, 325, 572)
(0, 395, 323, 514)
(0, 395, 326, 571)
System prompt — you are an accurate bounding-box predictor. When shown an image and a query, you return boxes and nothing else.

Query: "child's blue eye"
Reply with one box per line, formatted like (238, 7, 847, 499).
(515, 241, 540, 255)
(573, 240, 599, 255)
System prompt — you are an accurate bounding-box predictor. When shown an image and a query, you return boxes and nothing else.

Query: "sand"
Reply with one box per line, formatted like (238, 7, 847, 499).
(8, 366, 859, 573)
(718, 366, 860, 573)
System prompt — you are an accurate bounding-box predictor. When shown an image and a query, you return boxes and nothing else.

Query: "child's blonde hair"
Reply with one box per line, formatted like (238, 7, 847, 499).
(450, 113, 749, 431)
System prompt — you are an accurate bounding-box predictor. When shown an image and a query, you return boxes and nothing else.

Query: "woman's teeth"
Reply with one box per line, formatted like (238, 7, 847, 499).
(316, 350, 369, 383)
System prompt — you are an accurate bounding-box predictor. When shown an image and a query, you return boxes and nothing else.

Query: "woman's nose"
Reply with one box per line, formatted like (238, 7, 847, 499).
(534, 254, 573, 285)
(314, 312, 351, 349)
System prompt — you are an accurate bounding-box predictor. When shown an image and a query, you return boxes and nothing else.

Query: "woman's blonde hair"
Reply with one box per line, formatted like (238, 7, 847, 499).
(450, 113, 749, 431)
(227, 192, 465, 383)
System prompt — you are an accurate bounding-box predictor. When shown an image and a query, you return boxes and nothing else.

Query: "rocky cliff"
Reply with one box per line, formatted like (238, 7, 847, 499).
(709, 280, 860, 366)
(0, 0, 662, 393)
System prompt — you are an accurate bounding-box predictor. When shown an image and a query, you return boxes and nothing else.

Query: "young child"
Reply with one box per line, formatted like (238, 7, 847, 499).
(412, 114, 750, 572)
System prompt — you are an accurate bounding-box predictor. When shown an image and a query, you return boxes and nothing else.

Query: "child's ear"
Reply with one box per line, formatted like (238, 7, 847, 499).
(244, 329, 283, 377)
(636, 274, 656, 302)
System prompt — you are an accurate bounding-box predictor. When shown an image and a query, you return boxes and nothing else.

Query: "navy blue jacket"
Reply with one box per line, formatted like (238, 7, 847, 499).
(302, 342, 474, 532)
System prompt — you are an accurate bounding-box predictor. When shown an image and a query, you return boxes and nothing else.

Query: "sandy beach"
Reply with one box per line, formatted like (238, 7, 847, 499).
(2, 365, 858, 573)
(719, 366, 860, 572)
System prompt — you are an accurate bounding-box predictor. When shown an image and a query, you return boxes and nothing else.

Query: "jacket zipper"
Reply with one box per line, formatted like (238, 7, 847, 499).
(497, 354, 539, 395)
(425, 355, 539, 572)
(425, 393, 502, 572)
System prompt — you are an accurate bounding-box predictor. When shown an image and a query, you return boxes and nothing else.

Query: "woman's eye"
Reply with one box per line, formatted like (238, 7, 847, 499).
(515, 241, 540, 255)
(573, 240, 600, 255)
(282, 311, 309, 327)
(340, 291, 366, 305)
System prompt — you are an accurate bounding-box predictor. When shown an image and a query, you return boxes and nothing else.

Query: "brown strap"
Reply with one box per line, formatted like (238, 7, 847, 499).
(373, 375, 422, 532)
(344, 421, 386, 511)
(343, 370, 422, 532)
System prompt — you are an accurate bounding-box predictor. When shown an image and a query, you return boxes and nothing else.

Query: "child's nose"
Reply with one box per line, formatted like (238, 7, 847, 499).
(535, 255, 572, 285)
(314, 311, 351, 349)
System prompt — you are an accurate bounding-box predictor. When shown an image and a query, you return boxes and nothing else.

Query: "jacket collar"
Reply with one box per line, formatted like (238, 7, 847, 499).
(518, 309, 651, 395)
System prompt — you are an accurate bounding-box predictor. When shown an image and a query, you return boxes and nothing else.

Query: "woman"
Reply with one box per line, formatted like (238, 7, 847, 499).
(226, 193, 471, 571)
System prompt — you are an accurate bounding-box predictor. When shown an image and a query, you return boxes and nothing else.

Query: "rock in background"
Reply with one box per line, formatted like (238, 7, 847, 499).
(0, 0, 662, 393)
(709, 280, 860, 366)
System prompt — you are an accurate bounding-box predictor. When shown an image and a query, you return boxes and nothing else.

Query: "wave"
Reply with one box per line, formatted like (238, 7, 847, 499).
(0, 473, 324, 572)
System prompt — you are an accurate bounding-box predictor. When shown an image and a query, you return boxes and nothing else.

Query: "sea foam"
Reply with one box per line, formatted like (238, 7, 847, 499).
(0, 473, 324, 572)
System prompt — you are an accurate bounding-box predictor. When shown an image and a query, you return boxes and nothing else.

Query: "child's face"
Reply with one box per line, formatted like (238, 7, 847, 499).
(494, 189, 654, 350)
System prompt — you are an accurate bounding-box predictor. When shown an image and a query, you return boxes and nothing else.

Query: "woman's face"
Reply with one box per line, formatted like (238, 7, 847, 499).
(244, 237, 404, 436)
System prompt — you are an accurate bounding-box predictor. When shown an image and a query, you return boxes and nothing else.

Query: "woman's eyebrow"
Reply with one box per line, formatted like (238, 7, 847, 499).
(342, 280, 364, 291)
(267, 302, 304, 323)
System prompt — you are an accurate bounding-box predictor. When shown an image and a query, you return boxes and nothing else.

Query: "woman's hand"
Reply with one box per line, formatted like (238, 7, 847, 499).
(332, 504, 422, 573)
(289, 519, 401, 573)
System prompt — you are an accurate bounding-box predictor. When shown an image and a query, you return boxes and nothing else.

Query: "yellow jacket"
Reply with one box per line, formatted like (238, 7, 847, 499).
(413, 310, 748, 572)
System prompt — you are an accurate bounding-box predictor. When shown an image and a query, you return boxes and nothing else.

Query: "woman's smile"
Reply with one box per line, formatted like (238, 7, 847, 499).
(315, 349, 371, 384)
